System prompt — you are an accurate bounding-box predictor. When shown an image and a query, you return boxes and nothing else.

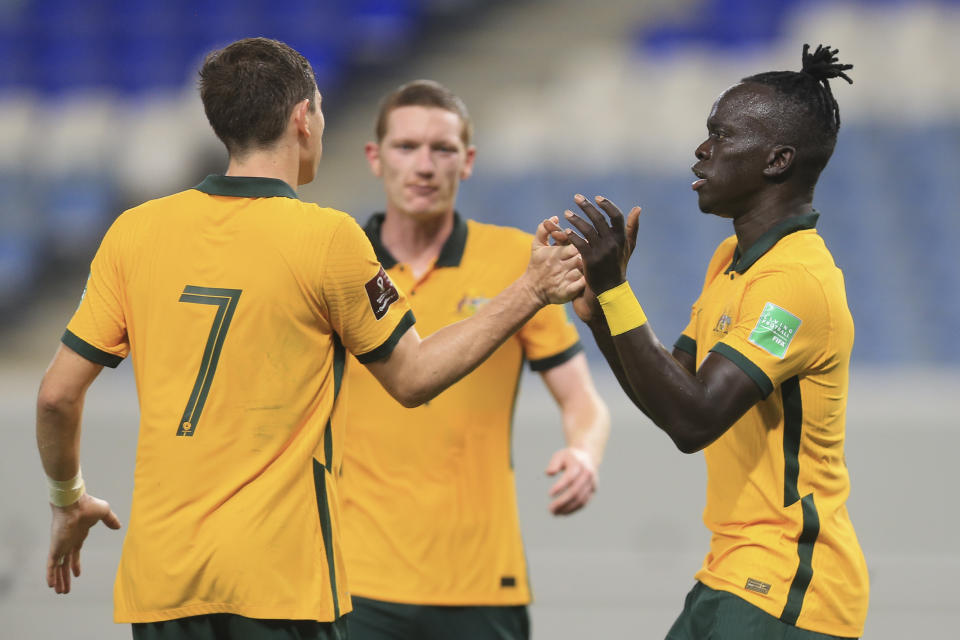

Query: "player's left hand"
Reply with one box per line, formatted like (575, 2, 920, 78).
(47, 493, 122, 594)
(561, 195, 642, 296)
(545, 447, 598, 515)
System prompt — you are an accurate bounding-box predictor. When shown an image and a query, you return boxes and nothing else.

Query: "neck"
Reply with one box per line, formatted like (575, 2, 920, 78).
(731, 192, 812, 254)
(225, 143, 300, 192)
(381, 208, 455, 277)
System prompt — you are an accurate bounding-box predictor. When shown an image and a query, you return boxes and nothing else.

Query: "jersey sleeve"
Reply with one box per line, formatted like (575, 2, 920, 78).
(517, 302, 582, 372)
(710, 267, 828, 398)
(675, 304, 699, 359)
(674, 235, 738, 359)
(63, 220, 129, 367)
(322, 216, 415, 363)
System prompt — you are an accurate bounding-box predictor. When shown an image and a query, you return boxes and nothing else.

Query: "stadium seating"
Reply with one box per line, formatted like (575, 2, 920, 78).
(1, 0, 958, 365)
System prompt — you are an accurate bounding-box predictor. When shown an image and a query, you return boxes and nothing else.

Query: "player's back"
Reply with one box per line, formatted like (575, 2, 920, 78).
(71, 176, 367, 622)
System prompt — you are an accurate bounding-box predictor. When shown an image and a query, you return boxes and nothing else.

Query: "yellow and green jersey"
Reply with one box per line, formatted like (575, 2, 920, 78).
(675, 213, 868, 637)
(337, 213, 582, 606)
(64, 175, 414, 623)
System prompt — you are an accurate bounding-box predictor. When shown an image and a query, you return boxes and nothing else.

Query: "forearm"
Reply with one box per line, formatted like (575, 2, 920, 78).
(394, 275, 545, 406)
(561, 389, 610, 467)
(36, 393, 84, 482)
(586, 314, 648, 413)
(611, 325, 729, 452)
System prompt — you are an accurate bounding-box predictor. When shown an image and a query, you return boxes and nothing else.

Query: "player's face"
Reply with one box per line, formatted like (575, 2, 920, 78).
(691, 82, 777, 218)
(298, 89, 325, 185)
(369, 106, 475, 220)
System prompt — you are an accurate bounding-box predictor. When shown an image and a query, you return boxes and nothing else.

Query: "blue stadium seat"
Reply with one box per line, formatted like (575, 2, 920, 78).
(40, 174, 117, 263)
(0, 172, 40, 312)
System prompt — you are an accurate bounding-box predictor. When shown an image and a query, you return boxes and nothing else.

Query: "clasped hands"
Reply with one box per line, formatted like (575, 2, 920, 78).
(544, 194, 642, 322)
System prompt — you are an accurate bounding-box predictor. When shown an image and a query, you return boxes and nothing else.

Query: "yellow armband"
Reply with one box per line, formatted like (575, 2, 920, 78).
(597, 281, 647, 336)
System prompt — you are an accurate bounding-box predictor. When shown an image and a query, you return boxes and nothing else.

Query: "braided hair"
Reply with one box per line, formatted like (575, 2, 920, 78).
(742, 44, 854, 181)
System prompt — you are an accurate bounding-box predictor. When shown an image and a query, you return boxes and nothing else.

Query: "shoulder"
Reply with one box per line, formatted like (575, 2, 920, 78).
(745, 247, 847, 322)
(103, 190, 198, 238)
(467, 219, 532, 243)
(465, 219, 532, 252)
(279, 200, 354, 225)
(753, 232, 842, 290)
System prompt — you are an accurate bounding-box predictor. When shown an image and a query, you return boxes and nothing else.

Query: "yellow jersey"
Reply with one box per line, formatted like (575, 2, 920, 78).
(63, 175, 414, 623)
(675, 213, 868, 637)
(338, 213, 582, 606)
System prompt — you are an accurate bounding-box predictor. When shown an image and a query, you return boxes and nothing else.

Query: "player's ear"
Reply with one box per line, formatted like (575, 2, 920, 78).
(460, 145, 476, 181)
(292, 98, 311, 139)
(764, 145, 795, 178)
(365, 141, 382, 177)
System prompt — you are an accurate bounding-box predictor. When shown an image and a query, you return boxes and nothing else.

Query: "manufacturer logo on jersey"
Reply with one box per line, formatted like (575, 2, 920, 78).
(745, 578, 771, 595)
(365, 266, 399, 320)
(748, 302, 801, 359)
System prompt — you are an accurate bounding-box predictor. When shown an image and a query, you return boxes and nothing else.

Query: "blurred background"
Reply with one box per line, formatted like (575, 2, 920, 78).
(1, 0, 957, 638)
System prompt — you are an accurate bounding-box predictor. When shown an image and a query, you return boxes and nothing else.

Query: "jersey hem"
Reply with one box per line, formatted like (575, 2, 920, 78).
(528, 341, 583, 371)
(695, 575, 863, 638)
(347, 589, 531, 608)
(114, 599, 352, 624)
(61, 329, 124, 368)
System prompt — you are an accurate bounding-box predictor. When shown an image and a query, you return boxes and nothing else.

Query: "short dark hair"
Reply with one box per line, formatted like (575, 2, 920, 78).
(199, 38, 317, 156)
(375, 79, 473, 145)
(743, 44, 853, 182)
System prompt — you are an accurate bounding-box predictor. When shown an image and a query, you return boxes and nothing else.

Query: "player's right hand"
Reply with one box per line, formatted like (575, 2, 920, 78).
(544, 217, 603, 323)
(561, 195, 642, 297)
(47, 493, 122, 594)
(526, 217, 586, 305)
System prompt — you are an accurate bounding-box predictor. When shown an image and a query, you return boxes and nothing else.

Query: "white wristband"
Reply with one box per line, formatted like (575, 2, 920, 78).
(48, 469, 85, 507)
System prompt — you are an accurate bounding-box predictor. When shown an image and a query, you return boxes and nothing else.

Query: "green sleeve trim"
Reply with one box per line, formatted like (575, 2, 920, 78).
(61, 330, 124, 368)
(355, 310, 416, 364)
(674, 334, 697, 357)
(710, 342, 773, 398)
(528, 341, 583, 372)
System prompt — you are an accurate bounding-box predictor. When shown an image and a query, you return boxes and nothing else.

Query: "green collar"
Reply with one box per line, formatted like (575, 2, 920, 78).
(726, 211, 820, 274)
(193, 175, 299, 200)
(363, 212, 468, 269)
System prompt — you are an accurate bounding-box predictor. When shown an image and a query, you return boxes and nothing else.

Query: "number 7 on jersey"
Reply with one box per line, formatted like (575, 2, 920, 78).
(177, 286, 242, 436)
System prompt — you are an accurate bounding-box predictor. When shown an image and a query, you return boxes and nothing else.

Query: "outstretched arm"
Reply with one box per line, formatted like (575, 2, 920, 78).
(540, 352, 609, 515)
(561, 195, 762, 453)
(37, 345, 122, 594)
(366, 219, 585, 407)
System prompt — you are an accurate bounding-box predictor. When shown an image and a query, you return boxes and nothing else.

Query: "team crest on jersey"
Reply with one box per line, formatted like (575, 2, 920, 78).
(456, 293, 490, 316)
(365, 266, 399, 320)
(712, 312, 732, 337)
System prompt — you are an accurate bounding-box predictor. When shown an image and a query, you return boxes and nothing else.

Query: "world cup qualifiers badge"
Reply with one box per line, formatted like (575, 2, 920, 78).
(365, 266, 400, 320)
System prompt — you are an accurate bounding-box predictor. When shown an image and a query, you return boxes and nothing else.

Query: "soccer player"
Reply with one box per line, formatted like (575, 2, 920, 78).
(551, 45, 868, 638)
(35, 38, 583, 640)
(337, 80, 610, 640)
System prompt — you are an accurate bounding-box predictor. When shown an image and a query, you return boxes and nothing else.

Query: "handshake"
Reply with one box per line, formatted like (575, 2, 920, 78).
(524, 195, 643, 321)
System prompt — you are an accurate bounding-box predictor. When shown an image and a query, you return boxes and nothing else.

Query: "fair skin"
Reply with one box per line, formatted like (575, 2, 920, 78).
(365, 105, 476, 278)
(366, 103, 609, 514)
(39, 88, 585, 593)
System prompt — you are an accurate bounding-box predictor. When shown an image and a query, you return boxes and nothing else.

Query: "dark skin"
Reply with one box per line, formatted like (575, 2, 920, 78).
(553, 82, 818, 453)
